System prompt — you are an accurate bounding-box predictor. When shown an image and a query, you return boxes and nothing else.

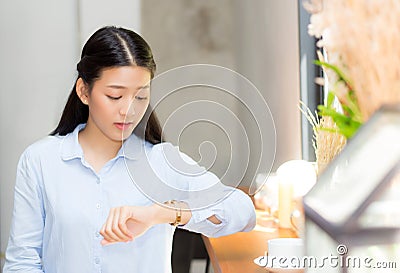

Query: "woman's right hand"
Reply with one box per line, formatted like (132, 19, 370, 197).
(100, 205, 157, 246)
(100, 202, 192, 245)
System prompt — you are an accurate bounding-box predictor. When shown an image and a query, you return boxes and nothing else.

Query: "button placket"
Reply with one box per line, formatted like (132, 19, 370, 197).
(93, 174, 103, 270)
(95, 175, 102, 210)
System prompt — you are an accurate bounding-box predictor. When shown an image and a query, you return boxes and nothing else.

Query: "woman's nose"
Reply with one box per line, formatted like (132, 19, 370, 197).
(119, 100, 135, 116)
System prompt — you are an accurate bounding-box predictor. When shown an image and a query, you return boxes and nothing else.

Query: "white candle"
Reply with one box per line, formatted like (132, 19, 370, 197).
(276, 160, 317, 229)
(278, 178, 293, 228)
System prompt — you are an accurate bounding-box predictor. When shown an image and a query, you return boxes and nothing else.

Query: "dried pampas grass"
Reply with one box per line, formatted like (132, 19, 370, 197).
(315, 116, 346, 174)
(300, 103, 346, 175)
(305, 0, 400, 121)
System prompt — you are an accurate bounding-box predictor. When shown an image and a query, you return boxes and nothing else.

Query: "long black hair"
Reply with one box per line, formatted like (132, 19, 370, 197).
(51, 26, 163, 144)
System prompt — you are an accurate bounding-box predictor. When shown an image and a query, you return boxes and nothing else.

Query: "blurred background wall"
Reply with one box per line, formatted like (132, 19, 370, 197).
(0, 0, 301, 269)
(142, 0, 301, 187)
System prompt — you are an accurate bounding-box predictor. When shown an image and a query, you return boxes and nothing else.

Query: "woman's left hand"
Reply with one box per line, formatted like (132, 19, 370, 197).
(100, 205, 157, 246)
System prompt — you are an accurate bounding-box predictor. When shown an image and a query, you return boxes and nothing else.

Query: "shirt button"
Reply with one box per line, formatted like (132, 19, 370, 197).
(96, 203, 101, 209)
(95, 257, 100, 264)
(96, 232, 101, 238)
(96, 178, 101, 184)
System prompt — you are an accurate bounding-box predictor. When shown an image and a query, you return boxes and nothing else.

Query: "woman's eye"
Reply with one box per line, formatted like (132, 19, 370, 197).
(135, 96, 148, 101)
(107, 95, 122, 100)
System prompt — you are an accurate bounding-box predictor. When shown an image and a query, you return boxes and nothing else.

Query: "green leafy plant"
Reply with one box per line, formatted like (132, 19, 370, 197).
(314, 60, 363, 139)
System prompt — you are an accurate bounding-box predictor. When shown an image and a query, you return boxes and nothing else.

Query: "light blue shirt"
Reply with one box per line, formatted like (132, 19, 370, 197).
(4, 124, 256, 273)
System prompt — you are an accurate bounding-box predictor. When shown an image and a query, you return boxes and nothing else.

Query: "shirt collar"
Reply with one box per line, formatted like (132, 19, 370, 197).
(60, 123, 145, 161)
(60, 123, 85, 161)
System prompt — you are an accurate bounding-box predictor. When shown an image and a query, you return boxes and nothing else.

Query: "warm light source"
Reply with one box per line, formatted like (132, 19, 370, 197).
(276, 160, 316, 229)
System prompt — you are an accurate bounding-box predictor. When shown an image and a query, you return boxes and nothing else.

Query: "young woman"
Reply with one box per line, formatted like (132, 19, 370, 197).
(3, 26, 256, 273)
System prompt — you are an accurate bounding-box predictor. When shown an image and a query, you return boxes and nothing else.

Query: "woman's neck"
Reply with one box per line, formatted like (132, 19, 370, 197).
(78, 120, 122, 173)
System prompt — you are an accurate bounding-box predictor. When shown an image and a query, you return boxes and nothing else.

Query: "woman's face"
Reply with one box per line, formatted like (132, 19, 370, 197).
(84, 66, 151, 142)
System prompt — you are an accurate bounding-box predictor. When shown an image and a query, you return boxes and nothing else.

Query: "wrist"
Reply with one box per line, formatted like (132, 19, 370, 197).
(149, 203, 175, 225)
(150, 201, 192, 226)
(164, 200, 183, 226)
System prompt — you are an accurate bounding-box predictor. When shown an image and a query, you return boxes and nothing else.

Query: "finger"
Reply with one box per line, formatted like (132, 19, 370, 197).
(101, 208, 121, 242)
(100, 224, 113, 243)
(100, 208, 113, 241)
(101, 239, 117, 246)
(118, 207, 134, 239)
(111, 207, 133, 241)
(101, 237, 134, 246)
(100, 209, 112, 237)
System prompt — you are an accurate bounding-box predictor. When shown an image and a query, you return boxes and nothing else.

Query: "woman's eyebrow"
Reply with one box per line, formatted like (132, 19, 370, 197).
(106, 84, 127, 89)
(105, 84, 150, 90)
(138, 85, 150, 90)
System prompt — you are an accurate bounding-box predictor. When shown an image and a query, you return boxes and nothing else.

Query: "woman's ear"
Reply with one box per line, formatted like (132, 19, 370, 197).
(76, 78, 89, 105)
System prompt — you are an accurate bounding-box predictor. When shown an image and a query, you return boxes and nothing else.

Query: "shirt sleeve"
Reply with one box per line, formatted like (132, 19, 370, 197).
(182, 186, 256, 238)
(3, 148, 45, 272)
(155, 143, 256, 238)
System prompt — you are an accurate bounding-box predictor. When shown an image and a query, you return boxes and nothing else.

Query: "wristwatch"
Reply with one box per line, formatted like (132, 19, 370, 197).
(164, 200, 182, 226)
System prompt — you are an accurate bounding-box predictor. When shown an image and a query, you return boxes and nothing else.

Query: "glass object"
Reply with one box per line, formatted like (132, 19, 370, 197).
(303, 105, 400, 273)
(276, 160, 316, 229)
(254, 173, 279, 229)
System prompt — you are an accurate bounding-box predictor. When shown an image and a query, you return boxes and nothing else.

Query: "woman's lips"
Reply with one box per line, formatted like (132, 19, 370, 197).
(114, 122, 133, 130)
